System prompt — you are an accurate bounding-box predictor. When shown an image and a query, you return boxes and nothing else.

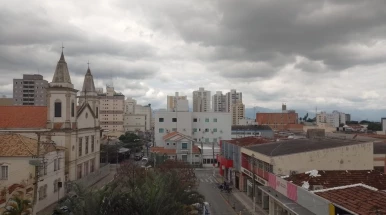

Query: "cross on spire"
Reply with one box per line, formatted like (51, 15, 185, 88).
(61, 42, 64, 52)
(87, 60, 90, 68)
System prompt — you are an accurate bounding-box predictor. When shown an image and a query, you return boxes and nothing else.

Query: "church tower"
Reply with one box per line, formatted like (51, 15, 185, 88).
(78, 65, 100, 122)
(46, 50, 78, 129)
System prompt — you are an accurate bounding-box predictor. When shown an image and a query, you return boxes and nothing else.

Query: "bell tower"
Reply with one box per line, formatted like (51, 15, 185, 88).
(78, 63, 100, 123)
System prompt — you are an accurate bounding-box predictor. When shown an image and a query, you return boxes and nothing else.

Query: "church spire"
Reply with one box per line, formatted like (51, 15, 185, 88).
(81, 63, 96, 94)
(51, 45, 73, 88)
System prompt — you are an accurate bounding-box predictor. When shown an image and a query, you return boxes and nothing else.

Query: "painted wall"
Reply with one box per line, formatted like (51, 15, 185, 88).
(272, 142, 373, 175)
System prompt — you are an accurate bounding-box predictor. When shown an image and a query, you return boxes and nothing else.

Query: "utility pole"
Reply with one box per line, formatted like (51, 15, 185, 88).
(212, 141, 215, 167)
(201, 141, 204, 168)
(33, 133, 41, 206)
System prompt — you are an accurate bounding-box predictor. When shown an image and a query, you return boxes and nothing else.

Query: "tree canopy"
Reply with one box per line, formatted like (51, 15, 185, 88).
(59, 160, 204, 215)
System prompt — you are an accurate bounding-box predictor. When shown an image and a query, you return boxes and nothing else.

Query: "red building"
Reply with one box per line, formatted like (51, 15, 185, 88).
(256, 112, 298, 131)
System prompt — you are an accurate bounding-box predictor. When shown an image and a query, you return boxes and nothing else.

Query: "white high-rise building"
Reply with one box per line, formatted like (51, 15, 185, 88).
(212, 91, 226, 112)
(225, 89, 242, 112)
(193, 87, 211, 112)
(317, 111, 347, 128)
(167, 92, 188, 112)
(123, 97, 152, 132)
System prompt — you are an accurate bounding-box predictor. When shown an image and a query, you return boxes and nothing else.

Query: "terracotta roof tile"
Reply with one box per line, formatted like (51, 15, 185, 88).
(0, 134, 65, 157)
(316, 185, 386, 215)
(162, 131, 179, 140)
(285, 170, 386, 190)
(0, 106, 47, 129)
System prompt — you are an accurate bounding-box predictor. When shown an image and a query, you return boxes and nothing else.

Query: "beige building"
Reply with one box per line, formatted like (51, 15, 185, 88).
(98, 86, 125, 132)
(192, 87, 211, 112)
(0, 134, 65, 215)
(231, 102, 245, 125)
(123, 97, 152, 132)
(167, 92, 188, 112)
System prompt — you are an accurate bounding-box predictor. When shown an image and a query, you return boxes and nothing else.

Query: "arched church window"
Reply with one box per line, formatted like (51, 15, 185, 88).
(54, 99, 62, 117)
(71, 100, 75, 117)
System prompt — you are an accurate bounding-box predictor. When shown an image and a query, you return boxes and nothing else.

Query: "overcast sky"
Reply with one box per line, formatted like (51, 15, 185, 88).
(1, 0, 386, 112)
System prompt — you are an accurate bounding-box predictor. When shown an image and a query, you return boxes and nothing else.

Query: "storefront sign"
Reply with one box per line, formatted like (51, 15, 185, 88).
(241, 167, 253, 178)
(268, 173, 297, 201)
(254, 174, 267, 186)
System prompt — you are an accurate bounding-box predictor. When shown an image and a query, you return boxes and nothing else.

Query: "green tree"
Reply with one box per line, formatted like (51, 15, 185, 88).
(3, 196, 32, 215)
(59, 161, 204, 215)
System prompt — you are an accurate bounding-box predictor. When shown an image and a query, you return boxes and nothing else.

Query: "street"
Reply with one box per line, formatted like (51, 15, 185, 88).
(195, 168, 250, 215)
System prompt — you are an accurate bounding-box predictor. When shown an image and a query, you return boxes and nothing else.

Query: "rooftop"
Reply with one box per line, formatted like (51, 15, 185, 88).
(374, 142, 386, 154)
(0, 106, 47, 129)
(150, 145, 200, 154)
(284, 170, 386, 190)
(245, 138, 368, 156)
(0, 134, 65, 157)
(224, 137, 273, 147)
(315, 184, 386, 215)
(231, 125, 272, 131)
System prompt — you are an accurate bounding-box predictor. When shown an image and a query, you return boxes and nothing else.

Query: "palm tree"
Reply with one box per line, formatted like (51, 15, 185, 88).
(3, 196, 32, 215)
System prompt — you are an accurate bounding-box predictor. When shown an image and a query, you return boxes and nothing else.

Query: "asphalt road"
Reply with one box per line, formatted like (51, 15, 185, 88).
(195, 168, 248, 215)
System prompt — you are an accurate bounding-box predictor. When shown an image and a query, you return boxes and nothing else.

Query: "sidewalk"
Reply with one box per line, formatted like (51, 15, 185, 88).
(212, 171, 266, 215)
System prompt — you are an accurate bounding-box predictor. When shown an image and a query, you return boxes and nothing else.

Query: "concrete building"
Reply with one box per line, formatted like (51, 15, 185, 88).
(256, 112, 298, 131)
(98, 86, 125, 132)
(238, 118, 257, 126)
(231, 125, 274, 139)
(193, 87, 211, 112)
(13, 74, 48, 106)
(150, 132, 201, 165)
(231, 102, 245, 125)
(382, 118, 386, 134)
(316, 110, 347, 128)
(238, 138, 373, 213)
(0, 134, 66, 215)
(123, 98, 152, 132)
(167, 92, 188, 112)
(225, 89, 242, 112)
(212, 91, 226, 112)
(154, 111, 231, 147)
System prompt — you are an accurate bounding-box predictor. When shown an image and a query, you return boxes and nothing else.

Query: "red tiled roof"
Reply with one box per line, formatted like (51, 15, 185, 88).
(316, 185, 386, 215)
(150, 147, 176, 155)
(225, 137, 273, 147)
(0, 106, 47, 129)
(285, 170, 386, 190)
(163, 131, 179, 140)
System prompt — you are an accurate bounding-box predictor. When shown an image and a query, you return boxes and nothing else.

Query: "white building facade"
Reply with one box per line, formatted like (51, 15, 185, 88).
(154, 111, 231, 147)
(317, 110, 346, 128)
(123, 98, 152, 132)
(225, 89, 242, 112)
(193, 87, 211, 112)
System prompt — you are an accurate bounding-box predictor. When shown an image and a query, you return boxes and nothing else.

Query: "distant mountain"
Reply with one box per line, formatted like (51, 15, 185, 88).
(245, 107, 386, 122)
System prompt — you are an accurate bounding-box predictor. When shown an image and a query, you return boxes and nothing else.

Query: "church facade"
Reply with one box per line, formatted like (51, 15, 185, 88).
(46, 51, 101, 182)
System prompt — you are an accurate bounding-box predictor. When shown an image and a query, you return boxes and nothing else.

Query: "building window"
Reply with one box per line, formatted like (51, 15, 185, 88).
(96, 107, 99, 118)
(205, 118, 209, 122)
(173, 143, 176, 145)
(213, 118, 217, 122)
(213, 128, 217, 132)
(39, 185, 47, 200)
(159, 118, 164, 122)
(193, 128, 197, 132)
(193, 118, 198, 122)
(79, 137, 83, 156)
(0, 166, 8, 180)
(205, 138, 209, 142)
(167, 142, 170, 145)
(84, 161, 89, 176)
(181, 143, 188, 149)
(172, 128, 177, 131)
(205, 128, 209, 132)
(77, 164, 82, 179)
(172, 118, 177, 122)
(85, 136, 89, 154)
(90, 159, 95, 173)
(54, 101, 62, 117)
(159, 128, 164, 133)
(91, 136, 95, 152)
(71, 102, 75, 117)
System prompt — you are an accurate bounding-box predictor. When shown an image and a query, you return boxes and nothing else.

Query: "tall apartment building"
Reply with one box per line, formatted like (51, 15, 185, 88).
(193, 87, 211, 112)
(13, 74, 48, 106)
(225, 89, 242, 112)
(231, 102, 245, 125)
(123, 97, 152, 132)
(317, 110, 347, 128)
(98, 86, 125, 132)
(212, 91, 226, 112)
(167, 92, 188, 112)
